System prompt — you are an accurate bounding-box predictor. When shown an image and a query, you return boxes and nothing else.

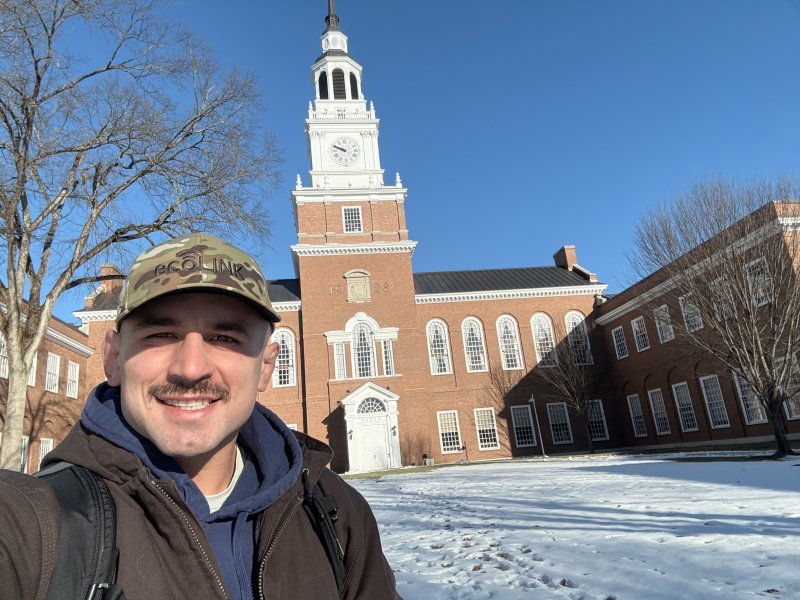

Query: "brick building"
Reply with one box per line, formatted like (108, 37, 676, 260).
(68, 5, 798, 473)
(0, 310, 92, 473)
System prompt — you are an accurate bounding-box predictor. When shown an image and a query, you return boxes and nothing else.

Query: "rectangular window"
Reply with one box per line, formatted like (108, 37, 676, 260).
(27, 353, 37, 387)
(587, 399, 609, 441)
(437, 411, 462, 454)
(382, 340, 394, 376)
(647, 388, 671, 435)
(679, 295, 703, 332)
(546, 402, 573, 444)
(0, 334, 7, 378)
(334, 342, 347, 380)
(777, 354, 800, 420)
(342, 206, 363, 233)
(699, 375, 731, 429)
(654, 305, 674, 343)
(20, 435, 29, 473)
(711, 277, 736, 321)
(627, 394, 648, 438)
(38, 437, 53, 470)
(732, 372, 768, 425)
(671, 382, 699, 432)
(746, 256, 773, 306)
(474, 408, 500, 451)
(510, 405, 537, 447)
(631, 317, 650, 352)
(612, 326, 628, 360)
(66, 361, 80, 399)
(45, 352, 60, 393)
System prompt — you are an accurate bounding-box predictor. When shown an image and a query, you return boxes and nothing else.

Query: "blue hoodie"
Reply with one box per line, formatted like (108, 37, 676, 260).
(81, 383, 304, 599)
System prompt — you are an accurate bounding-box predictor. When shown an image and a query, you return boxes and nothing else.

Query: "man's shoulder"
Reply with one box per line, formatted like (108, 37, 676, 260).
(0, 469, 60, 597)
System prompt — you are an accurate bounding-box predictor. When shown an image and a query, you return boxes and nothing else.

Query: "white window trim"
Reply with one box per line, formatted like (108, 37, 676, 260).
(647, 388, 671, 435)
(496, 315, 524, 371)
(679, 295, 703, 333)
(45, 352, 60, 393)
(474, 408, 501, 451)
(671, 381, 699, 433)
(66, 360, 80, 399)
(20, 435, 30, 473)
(732, 371, 768, 425)
(27, 353, 37, 387)
(271, 329, 297, 388)
(654, 305, 674, 343)
(631, 316, 650, 352)
(38, 437, 54, 470)
(381, 339, 395, 376)
(587, 399, 610, 441)
(342, 205, 363, 233)
(333, 342, 347, 380)
(426, 319, 453, 375)
(627, 394, 648, 438)
(699, 375, 731, 429)
(745, 256, 773, 307)
(611, 326, 629, 360)
(461, 317, 488, 373)
(437, 410, 463, 454)
(531, 313, 558, 367)
(510, 405, 537, 448)
(565, 311, 593, 366)
(546, 402, 573, 445)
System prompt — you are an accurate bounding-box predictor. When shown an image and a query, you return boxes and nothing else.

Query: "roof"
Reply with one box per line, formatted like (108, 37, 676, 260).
(413, 267, 599, 295)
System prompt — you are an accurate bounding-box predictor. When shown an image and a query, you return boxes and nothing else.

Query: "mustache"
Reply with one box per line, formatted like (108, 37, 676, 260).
(149, 381, 230, 400)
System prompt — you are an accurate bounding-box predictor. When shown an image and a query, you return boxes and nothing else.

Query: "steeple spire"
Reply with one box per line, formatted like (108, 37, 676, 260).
(325, 0, 340, 32)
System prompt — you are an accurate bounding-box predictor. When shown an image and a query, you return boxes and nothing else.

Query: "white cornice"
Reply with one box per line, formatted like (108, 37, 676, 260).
(415, 284, 607, 305)
(292, 187, 407, 202)
(292, 241, 417, 257)
(73, 309, 117, 323)
(273, 301, 301, 313)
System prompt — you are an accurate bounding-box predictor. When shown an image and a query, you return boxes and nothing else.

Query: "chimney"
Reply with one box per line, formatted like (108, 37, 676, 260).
(553, 245, 577, 271)
(100, 264, 124, 292)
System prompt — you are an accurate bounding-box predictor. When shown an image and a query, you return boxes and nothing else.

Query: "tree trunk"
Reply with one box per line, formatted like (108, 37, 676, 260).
(767, 403, 795, 458)
(0, 358, 30, 471)
(584, 416, 595, 454)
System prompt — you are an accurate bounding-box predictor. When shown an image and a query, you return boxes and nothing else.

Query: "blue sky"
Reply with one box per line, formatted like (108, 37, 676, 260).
(56, 0, 800, 319)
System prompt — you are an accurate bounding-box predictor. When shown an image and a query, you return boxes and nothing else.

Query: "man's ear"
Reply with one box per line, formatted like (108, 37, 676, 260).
(102, 329, 122, 386)
(258, 342, 280, 392)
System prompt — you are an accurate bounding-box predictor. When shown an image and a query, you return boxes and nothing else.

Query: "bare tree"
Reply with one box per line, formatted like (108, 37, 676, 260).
(0, 0, 281, 469)
(534, 323, 600, 453)
(630, 180, 800, 457)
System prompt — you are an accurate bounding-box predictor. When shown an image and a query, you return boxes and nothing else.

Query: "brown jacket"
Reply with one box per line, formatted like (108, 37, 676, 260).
(0, 425, 400, 600)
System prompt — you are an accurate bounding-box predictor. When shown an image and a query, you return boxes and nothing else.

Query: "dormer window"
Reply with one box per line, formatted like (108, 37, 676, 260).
(349, 73, 359, 99)
(318, 71, 329, 99)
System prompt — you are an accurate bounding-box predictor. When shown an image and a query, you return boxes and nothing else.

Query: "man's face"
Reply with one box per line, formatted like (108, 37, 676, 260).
(103, 292, 277, 462)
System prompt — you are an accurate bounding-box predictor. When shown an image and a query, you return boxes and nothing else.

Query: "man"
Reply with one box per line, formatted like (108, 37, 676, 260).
(0, 233, 401, 599)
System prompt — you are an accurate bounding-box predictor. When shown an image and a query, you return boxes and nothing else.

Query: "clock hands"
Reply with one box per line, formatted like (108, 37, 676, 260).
(332, 144, 346, 152)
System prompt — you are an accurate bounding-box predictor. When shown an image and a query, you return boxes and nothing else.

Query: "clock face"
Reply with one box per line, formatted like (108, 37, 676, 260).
(329, 136, 360, 166)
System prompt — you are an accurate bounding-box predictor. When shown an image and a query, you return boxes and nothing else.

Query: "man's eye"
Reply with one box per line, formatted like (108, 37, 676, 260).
(147, 332, 175, 339)
(210, 334, 238, 344)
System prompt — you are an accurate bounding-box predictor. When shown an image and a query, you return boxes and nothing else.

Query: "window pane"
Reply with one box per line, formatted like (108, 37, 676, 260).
(732, 372, 768, 425)
(654, 306, 674, 343)
(612, 327, 628, 360)
(474, 408, 500, 450)
(462, 318, 487, 372)
(437, 411, 462, 453)
(352, 324, 376, 378)
(587, 400, 609, 441)
(631, 317, 650, 352)
(497, 316, 523, 370)
(273, 331, 296, 387)
(627, 394, 648, 437)
(343, 206, 363, 233)
(427, 321, 452, 375)
(510, 405, 537, 447)
(671, 382, 698, 432)
(532, 314, 558, 366)
(648, 388, 671, 435)
(547, 403, 573, 444)
(566, 312, 593, 365)
(699, 375, 730, 428)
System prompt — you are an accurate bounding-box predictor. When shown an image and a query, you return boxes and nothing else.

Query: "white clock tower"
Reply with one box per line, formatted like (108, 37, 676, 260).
(290, 1, 416, 473)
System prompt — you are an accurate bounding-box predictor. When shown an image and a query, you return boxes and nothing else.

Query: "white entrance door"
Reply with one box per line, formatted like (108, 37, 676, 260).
(357, 418, 389, 472)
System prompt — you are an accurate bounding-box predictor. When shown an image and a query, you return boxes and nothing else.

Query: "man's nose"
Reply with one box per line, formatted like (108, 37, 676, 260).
(167, 332, 213, 385)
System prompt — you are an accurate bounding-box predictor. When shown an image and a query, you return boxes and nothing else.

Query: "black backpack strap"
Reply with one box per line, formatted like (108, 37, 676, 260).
(36, 462, 125, 600)
(301, 469, 346, 599)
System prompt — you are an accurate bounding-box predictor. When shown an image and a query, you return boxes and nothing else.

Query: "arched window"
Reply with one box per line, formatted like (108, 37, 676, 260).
(496, 315, 523, 370)
(332, 68, 346, 99)
(531, 313, 558, 367)
(357, 397, 386, 414)
(272, 329, 296, 387)
(565, 311, 593, 365)
(351, 322, 376, 378)
(318, 71, 329, 100)
(461, 317, 488, 372)
(426, 319, 452, 375)
(349, 72, 359, 99)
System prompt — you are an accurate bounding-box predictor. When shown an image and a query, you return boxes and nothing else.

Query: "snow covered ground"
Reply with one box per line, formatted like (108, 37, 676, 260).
(349, 453, 800, 600)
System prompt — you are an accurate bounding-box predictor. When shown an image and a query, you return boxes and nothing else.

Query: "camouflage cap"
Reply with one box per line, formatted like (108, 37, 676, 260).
(116, 233, 280, 327)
